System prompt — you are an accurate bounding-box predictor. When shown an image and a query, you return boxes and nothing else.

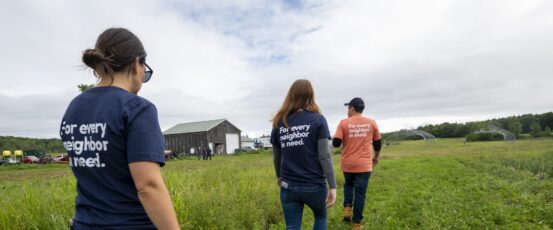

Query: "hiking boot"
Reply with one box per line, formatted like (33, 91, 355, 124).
(343, 206, 352, 222)
(352, 223, 363, 230)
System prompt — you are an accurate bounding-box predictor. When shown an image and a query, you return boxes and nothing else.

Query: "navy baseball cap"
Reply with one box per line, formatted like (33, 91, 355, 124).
(344, 97, 365, 110)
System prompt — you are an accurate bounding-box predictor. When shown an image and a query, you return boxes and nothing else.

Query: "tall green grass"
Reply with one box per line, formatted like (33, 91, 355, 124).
(0, 138, 552, 229)
(497, 151, 553, 179)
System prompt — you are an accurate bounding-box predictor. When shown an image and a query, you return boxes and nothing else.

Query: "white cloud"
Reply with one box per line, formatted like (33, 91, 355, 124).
(1, 0, 552, 138)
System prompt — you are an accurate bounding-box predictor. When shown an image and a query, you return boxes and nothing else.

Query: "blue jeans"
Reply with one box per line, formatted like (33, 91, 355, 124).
(343, 172, 372, 223)
(280, 184, 327, 230)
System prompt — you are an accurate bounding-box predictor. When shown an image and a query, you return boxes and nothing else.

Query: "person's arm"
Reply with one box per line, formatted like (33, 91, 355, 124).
(272, 144, 282, 186)
(333, 120, 344, 148)
(130, 162, 179, 230)
(270, 127, 282, 186)
(317, 138, 337, 207)
(332, 138, 342, 148)
(372, 139, 382, 166)
(372, 121, 382, 166)
(317, 138, 336, 188)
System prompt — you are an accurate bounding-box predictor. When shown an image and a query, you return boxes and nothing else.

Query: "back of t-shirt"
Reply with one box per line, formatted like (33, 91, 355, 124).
(60, 86, 164, 228)
(270, 111, 331, 187)
(334, 115, 381, 173)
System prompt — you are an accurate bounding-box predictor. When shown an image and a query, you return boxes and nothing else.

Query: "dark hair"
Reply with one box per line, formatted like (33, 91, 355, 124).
(82, 28, 146, 79)
(272, 79, 321, 128)
(351, 106, 364, 113)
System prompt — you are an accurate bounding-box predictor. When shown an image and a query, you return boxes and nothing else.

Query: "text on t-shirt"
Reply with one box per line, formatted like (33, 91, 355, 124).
(60, 121, 108, 168)
(278, 124, 311, 148)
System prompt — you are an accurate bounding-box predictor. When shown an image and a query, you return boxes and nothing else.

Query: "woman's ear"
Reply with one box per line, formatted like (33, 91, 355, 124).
(130, 57, 141, 76)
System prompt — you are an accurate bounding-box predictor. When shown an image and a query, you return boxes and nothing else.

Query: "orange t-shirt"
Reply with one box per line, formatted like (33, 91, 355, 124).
(334, 115, 381, 173)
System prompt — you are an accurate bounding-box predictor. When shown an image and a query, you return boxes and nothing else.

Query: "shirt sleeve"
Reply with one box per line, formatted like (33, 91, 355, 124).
(318, 116, 331, 140)
(270, 127, 280, 147)
(126, 101, 165, 166)
(317, 139, 336, 188)
(373, 121, 381, 141)
(334, 120, 344, 140)
(272, 142, 282, 178)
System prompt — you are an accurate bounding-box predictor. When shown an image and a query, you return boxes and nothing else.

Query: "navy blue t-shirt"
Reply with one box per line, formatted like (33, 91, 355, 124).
(60, 87, 165, 229)
(270, 111, 331, 187)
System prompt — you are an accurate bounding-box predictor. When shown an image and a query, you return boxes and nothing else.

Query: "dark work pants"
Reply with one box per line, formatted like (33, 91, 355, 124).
(343, 172, 371, 223)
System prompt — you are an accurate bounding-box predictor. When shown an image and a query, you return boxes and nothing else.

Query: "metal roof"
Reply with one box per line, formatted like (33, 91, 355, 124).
(241, 136, 254, 142)
(163, 119, 227, 135)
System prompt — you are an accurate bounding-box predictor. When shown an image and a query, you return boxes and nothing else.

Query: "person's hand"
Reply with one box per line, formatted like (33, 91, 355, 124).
(326, 188, 337, 208)
(372, 156, 379, 166)
(276, 177, 281, 187)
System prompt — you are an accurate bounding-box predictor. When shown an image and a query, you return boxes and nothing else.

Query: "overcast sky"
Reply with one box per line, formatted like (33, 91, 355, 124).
(1, 0, 552, 138)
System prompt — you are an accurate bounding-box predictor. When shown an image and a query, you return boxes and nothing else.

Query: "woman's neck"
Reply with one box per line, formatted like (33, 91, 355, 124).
(96, 73, 132, 93)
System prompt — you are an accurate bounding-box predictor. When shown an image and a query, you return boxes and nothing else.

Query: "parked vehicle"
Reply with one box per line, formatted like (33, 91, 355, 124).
(241, 146, 257, 152)
(5, 158, 18, 164)
(53, 154, 69, 163)
(22, 150, 51, 164)
(23, 155, 40, 164)
(39, 155, 53, 164)
(254, 136, 273, 149)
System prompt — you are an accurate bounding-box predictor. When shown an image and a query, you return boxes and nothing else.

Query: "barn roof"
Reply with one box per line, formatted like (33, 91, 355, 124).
(163, 119, 229, 135)
(241, 136, 254, 142)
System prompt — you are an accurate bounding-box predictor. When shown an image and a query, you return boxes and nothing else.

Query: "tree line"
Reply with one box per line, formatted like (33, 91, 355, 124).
(0, 136, 65, 153)
(0, 85, 95, 154)
(415, 112, 553, 138)
(2, 112, 552, 153)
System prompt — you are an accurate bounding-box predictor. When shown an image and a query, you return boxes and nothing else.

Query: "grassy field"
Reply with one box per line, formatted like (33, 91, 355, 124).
(1, 138, 552, 229)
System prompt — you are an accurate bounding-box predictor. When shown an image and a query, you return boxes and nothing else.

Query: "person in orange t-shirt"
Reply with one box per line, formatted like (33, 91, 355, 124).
(333, 97, 382, 229)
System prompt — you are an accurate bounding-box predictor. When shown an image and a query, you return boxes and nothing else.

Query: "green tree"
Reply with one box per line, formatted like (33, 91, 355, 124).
(0, 136, 65, 153)
(530, 122, 542, 137)
(454, 125, 471, 137)
(507, 121, 523, 137)
(78, 84, 95, 93)
(544, 126, 552, 136)
(540, 112, 553, 133)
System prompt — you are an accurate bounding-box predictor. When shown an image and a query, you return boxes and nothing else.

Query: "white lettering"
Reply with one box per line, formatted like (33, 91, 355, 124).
(279, 124, 312, 148)
(63, 122, 109, 168)
(348, 124, 371, 138)
(99, 123, 107, 138)
(70, 153, 105, 168)
(86, 157, 95, 167)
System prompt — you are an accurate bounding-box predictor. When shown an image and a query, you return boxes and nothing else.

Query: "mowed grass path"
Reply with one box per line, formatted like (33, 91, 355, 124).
(1, 138, 552, 229)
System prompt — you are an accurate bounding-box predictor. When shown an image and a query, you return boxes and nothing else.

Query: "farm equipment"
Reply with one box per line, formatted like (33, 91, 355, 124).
(14, 150, 23, 162)
(2, 150, 20, 164)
